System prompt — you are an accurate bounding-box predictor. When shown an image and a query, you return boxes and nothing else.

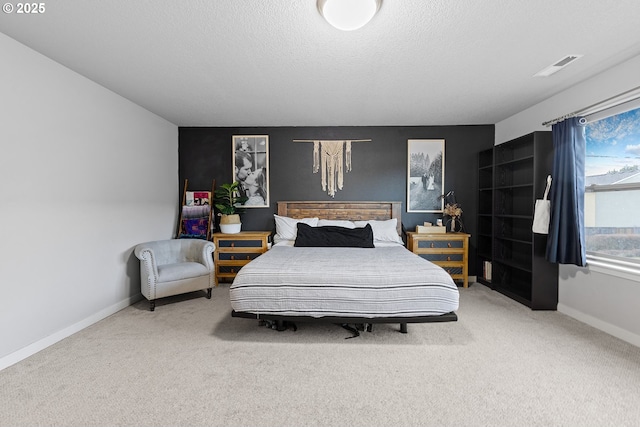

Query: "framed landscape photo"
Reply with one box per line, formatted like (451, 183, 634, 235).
(233, 135, 269, 208)
(407, 139, 445, 212)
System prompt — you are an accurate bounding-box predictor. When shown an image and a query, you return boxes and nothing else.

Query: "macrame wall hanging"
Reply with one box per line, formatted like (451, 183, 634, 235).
(293, 139, 371, 197)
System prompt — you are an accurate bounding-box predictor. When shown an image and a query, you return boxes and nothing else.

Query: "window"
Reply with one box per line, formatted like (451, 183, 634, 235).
(584, 107, 640, 263)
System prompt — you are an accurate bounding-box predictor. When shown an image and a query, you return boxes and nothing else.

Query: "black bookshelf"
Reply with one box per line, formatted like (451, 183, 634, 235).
(476, 148, 493, 286)
(490, 132, 558, 310)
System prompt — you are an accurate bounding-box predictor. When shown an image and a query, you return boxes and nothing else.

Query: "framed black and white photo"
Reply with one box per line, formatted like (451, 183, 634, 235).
(407, 139, 444, 212)
(233, 135, 269, 208)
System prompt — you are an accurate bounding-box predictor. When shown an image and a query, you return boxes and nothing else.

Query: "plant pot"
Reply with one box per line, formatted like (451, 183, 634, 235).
(219, 213, 240, 224)
(220, 223, 242, 234)
(219, 214, 241, 234)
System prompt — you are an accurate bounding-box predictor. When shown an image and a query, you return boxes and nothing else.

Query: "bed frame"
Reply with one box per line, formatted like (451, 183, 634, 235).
(231, 200, 458, 333)
(276, 200, 404, 235)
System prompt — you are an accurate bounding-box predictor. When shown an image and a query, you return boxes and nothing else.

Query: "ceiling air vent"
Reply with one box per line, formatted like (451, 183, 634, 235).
(534, 54, 583, 77)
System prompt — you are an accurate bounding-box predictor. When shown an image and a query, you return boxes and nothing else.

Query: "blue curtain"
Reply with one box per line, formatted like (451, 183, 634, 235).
(546, 117, 586, 266)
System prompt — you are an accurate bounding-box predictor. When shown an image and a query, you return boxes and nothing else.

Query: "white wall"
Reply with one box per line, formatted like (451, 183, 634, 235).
(0, 33, 179, 369)
(495, 54, 640, 347)
(495, 55, 640, 145)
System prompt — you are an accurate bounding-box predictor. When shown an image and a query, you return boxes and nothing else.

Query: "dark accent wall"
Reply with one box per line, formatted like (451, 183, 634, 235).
(179, 125, 495, 276)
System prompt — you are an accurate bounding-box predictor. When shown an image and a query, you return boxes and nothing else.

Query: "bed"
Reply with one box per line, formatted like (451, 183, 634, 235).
(229, 201, 459, 333)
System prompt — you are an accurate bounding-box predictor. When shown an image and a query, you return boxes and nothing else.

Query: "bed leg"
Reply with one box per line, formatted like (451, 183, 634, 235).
(400, 323, 407, 334)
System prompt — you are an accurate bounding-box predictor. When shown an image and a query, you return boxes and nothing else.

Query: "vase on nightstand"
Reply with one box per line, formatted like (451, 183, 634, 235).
(447, 217, 463, 233)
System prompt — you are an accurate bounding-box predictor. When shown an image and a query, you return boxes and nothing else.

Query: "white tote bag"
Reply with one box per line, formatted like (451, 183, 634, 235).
(532, 175, 552, 234)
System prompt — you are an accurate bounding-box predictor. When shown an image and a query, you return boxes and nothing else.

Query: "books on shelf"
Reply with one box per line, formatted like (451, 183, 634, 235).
(185, 191, 211, 206)
(483, 260, 492, 281)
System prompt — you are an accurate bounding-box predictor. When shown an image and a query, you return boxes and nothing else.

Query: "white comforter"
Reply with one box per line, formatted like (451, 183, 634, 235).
(230, 245, 459, 318)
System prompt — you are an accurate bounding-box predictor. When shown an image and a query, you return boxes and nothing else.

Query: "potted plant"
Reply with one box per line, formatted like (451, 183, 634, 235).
(214, 181, 248, 234)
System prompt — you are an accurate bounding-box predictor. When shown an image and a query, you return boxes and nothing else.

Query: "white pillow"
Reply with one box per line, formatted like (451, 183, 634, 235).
(354, 218, 403, 244)
(274, 214, 319, 242)
(317, 219, 356, 228)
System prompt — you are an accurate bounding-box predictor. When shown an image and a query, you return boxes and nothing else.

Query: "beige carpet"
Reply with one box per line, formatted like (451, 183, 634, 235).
(1, 284, 639, 426)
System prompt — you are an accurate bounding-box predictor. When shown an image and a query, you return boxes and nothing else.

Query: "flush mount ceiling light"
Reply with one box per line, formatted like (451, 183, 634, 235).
(318, 0, 382, 31)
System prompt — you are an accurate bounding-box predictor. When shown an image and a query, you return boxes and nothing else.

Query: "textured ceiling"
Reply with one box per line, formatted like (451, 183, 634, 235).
(2, 0, 640, 127)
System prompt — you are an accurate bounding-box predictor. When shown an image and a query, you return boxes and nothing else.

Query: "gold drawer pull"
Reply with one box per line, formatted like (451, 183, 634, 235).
(430, 243, 434, 248)
(230, 255, 235, 260)
(447, 243, 452, 248)
(231, 242, 235, 248)
(447, 256, 451, 261)
(246, 255, 250, 260)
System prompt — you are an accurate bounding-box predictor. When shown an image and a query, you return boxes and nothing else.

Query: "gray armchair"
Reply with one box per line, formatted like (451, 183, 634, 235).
(134, 239, 215, 311)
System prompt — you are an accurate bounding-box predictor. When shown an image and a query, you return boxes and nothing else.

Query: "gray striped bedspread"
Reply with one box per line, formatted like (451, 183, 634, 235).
(229, 245, 459, 318)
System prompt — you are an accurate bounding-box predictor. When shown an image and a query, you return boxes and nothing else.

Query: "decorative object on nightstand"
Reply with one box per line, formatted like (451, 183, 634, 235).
(406, 231, 471, 288)
(214, 181, 248, 234)
(212, 231, 271, 286)
(415, 222, 446, 234)
(442, 190, 465, 233)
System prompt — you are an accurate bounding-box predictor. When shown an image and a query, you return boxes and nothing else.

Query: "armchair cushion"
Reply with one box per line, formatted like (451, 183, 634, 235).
(158, 262, 209, 282)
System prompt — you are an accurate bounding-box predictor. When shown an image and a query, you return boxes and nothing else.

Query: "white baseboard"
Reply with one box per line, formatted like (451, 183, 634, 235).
(558, 303, 640, 348)
(0, 294, 143, 371)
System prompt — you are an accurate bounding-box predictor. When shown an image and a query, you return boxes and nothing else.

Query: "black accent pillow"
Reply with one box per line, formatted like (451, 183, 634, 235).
(294, 223, 375, 248)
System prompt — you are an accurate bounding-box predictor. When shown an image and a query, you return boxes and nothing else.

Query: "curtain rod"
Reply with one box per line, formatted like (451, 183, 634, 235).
(542, 85, 640, 127)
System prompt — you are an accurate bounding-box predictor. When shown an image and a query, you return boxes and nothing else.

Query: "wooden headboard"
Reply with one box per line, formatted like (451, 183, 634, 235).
(277, 201, 403, 235)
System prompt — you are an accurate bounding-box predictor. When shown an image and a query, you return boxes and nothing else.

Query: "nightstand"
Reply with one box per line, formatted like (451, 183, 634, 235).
(406, 232, 471, 288)
(212, 231, 271, 286)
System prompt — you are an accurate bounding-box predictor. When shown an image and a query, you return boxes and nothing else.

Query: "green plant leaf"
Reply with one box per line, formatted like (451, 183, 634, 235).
(213, 181, 247, 215)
